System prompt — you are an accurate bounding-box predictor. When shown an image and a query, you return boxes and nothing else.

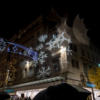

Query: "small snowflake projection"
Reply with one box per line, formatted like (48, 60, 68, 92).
(66, 46, 72, 55)
(0, 38, 6, 52)
(39, 35, 48, 42)
(36, 44, 43, 51)
(37, 67, 51, 79)
(30, 47, 33, 50)
(38, 51, 47, 64)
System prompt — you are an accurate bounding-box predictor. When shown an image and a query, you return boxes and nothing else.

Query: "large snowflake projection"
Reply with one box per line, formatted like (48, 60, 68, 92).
(37, 67, 51, 79)
(38, 51, 47, 64)
(66, 46, 72, 55)
(0, 38, 6, 52)
(36, 44, 43, 51)
(46, 32, 71, 50)
(39, 35, 48, 42)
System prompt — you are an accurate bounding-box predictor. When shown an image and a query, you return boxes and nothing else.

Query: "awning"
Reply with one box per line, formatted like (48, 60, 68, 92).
(0, 76, 65, 89)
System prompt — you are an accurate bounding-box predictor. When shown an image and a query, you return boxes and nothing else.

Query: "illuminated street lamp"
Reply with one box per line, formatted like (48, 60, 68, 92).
(98, 64, 100, 67)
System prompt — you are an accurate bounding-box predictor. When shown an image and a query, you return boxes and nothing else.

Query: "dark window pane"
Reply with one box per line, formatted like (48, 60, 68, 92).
(83, 63, 87, 75)
(74, 45, 77, 52)
(71, 59, 75, 67)
(29, 67, 32, 70)
(52, 58, 60, 72)
(25, 68, 27, 72)
(87, 52, 90, 59)
(81, 49, 85, 56)
(70, 43, 73, 50)
(76, 61, 79, 69)
(89, 65, 92, 70)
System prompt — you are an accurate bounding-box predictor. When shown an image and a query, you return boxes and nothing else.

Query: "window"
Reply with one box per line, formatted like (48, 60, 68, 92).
(74, 45, 77, 52)
(89, 65, 92, 70)
(70, 43, 73, 50)
(29, 66, 33, 77)
(76, 61, 79, 69)
(81, 49, 85, 56)
(92, 55, 95, 61)
(96, 57, 98, 62)
(71, 59, 75, 67)
(83, 63, 87, 75)
(87, 52, 90, 59)
(52, 58, 60, 72)
(71, 59, 79, 69)
(25, 68, 27, 73)
(69, 43, 77, 52)
(20, 71, 22, 79)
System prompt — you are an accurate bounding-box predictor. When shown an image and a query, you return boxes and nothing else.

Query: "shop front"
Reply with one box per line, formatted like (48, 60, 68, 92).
(83, 83, 100, 100)
(16, 88, 45, 99)
(5, 89, 16, 100)
(1, 77, 64, 99)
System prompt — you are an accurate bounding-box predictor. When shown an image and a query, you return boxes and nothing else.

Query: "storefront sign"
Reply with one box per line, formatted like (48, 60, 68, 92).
(5, 89, 14, 93)
(87, 83, 95, 88)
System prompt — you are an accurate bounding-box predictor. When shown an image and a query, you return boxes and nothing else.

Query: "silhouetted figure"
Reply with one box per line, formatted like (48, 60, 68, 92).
(28, 97, 31, 100)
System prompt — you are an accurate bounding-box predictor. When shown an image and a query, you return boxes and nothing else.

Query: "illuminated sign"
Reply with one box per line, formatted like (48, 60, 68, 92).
(5, 89, 14, 93)
(87, 83, 95, 88)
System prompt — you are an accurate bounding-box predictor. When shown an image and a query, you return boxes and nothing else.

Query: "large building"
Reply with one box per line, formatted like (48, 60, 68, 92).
(0, 8, 100, 99)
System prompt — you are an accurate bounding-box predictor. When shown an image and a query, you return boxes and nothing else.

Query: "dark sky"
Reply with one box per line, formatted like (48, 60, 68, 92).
(0, 1, 100, 46)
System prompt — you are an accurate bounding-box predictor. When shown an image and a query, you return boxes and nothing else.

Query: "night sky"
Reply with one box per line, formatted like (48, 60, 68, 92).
(0, 2, 100, 47)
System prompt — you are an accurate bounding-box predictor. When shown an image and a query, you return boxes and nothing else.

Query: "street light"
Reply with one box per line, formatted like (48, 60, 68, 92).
(98, 64, 100, 67)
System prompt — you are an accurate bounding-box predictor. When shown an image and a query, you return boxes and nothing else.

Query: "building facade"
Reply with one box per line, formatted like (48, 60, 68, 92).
(0, 9, 100, 99)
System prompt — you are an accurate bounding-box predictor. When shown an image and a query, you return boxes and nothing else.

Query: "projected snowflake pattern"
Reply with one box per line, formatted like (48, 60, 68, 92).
(38, 51, 47, 64)
(46, 32, 71, 50)
(0, 38, 6, 52)
(39, 35, 48, 42)
(66, 46, 72, 55)
(36, 44, 43, 51)
(37, 67, 51, 79)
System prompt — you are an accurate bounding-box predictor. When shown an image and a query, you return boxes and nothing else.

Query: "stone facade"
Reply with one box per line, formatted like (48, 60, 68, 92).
(0, 10, 100, 92)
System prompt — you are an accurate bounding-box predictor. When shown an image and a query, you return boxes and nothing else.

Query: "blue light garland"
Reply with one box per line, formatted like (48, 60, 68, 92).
(5, 42, 38, 61)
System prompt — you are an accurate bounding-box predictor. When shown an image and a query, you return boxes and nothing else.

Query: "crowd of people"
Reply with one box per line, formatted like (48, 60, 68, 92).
(12, 97, 32, 100)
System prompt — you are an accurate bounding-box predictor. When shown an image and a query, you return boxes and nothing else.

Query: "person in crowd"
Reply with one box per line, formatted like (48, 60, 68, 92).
(28, 97, 31, 100)
(20, 97, 25, 100)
